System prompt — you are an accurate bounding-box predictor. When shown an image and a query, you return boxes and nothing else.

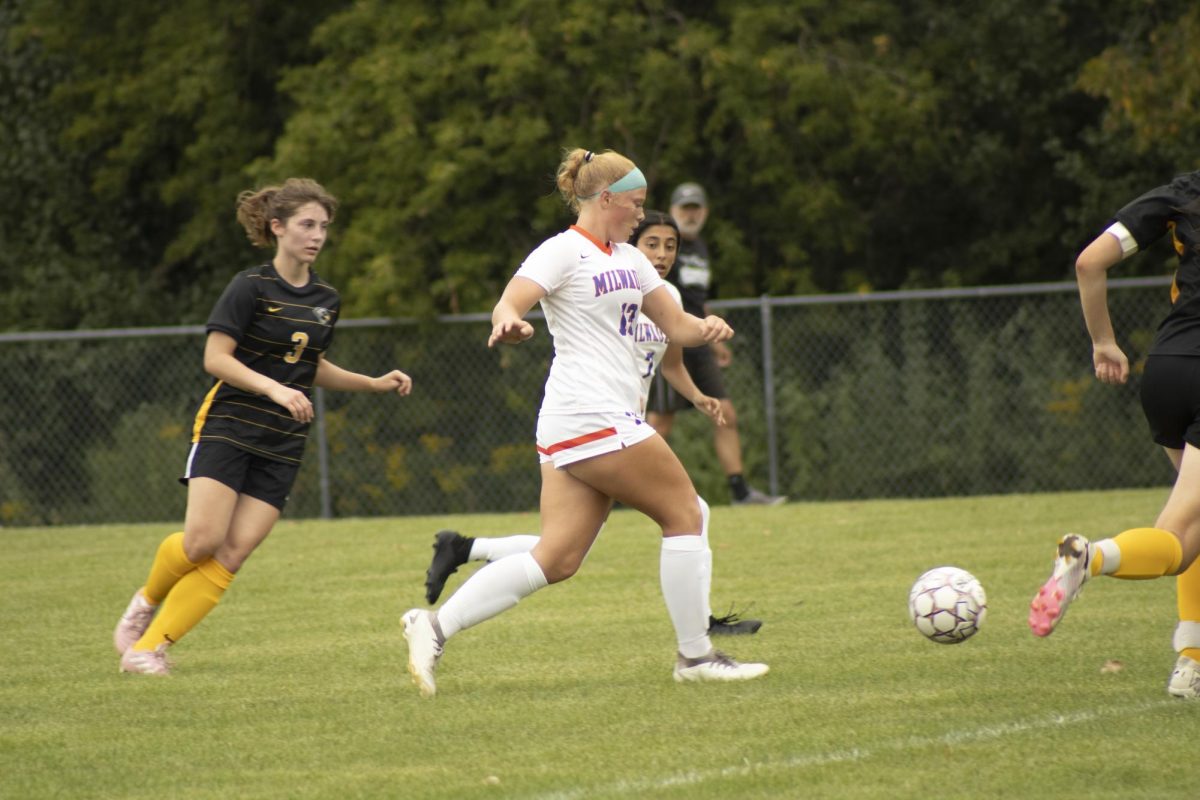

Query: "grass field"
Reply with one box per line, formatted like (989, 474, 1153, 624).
(2, 488, 1198, 799)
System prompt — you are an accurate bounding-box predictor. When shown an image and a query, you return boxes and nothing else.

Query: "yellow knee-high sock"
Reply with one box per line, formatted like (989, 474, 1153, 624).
(1100, 527, 1183, 580)
(1177, 557, 1200, 663)
(141, 532, 200, 606)
(132, 558, 234, 651)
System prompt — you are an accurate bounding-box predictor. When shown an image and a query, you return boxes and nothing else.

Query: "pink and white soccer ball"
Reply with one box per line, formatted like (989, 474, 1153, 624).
(908, 566, 987, 644)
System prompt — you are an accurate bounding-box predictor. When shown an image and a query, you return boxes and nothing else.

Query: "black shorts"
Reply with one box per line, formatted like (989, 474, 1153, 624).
(648, 344, 728, 414)
(1140, 354, 1200, 450)
(179, 440, 300, 510)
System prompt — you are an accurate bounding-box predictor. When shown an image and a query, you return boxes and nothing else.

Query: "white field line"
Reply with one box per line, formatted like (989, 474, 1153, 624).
(530, 700, 1180, 800)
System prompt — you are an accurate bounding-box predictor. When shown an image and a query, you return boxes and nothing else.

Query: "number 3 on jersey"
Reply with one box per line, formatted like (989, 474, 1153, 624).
(642, 350, 655, 378)
(284, 331, 309, 364)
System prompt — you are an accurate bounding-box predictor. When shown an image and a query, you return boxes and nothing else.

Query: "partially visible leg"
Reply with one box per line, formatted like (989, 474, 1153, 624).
(114, 530, 198, 654)
(569, 438, 708, 657)
(114, 478, 238, 662)
(712, 399, 745, 479)
(647, 411, 675, 438)
(129, 493, 277, 654)
(404, 465, 609, 696)
(567, 437, 767, 680)
(1172, 557, 1200, 698)
(1030, 444, 1200, 637)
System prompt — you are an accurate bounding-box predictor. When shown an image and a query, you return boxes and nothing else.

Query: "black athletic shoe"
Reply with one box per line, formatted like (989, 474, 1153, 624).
(424, 530, 472, 604)
(708, 611, 762, 636)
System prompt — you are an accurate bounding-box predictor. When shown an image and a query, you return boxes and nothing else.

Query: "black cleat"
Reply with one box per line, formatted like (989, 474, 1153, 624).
(424, 530, 473, 604)
(708, 611, 762, 636)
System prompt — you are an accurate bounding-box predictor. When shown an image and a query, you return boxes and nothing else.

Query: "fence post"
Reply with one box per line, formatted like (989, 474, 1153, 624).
(759, 295, 780, 496)
(314, 387, 333, 519)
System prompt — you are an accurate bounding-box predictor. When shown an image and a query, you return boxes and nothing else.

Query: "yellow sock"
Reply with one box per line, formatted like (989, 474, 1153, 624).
(1107, 527, 1184, 579)
(1178, 556, 1200, 663)
(141, 532, 200, 606)
(133, 558, 234, 651)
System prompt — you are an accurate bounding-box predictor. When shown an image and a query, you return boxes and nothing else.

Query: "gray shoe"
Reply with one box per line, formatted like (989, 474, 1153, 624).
(402, 608, 444, 697)
(673, 649, 769, 683)
(732, 487, 786, 506)
(1168, 655, 1200, 698)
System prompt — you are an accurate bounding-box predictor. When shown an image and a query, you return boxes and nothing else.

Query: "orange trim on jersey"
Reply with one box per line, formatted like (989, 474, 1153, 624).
(570, 225, 612, 256)
(191, 381, 223, 442)
(537, 426, 618, 455)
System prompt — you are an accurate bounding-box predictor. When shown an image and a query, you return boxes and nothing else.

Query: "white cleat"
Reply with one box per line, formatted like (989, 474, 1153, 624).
(1168, 655, 1200, 699)
(673, 649, 769, 683)
(1029, 533, 1091, 637)
(402, 608, 444, 697)
(119, 644, 171, 676)
(113, 590, 158, 654)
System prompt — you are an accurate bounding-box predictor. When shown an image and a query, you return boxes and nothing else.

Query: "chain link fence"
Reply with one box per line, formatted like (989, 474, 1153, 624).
(0, 278, 1176, 526)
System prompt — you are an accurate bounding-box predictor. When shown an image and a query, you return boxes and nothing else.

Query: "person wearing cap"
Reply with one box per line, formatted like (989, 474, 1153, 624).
(647, 181, 786, 506)
(400, 150, 769, 697)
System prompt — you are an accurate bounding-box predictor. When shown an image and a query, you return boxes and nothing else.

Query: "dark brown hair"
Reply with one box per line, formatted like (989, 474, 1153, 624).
(235, 178, 338, 248)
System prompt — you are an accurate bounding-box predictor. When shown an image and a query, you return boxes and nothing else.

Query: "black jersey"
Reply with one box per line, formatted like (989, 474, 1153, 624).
(1113, 170, 1200, 355)
(192, 263, 340, 464)
(668, 236, 713, 317)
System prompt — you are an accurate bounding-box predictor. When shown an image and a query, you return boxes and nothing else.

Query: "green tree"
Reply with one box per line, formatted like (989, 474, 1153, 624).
(4, 0, 348, 329)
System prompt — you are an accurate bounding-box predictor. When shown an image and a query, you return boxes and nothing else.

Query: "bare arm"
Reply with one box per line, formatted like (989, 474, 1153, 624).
(488, 276, 545, 347)
(316, 357, 412, 396)
(641, 286, 733, 347)
(203, 331, 314, 423)
(660, 343, 726, 425)
(1076, 231, 1129, 385)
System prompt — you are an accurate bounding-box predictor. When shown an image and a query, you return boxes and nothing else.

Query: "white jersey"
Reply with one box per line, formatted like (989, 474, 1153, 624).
(631, 281, 681, 415)
(515, 227, 664, 414)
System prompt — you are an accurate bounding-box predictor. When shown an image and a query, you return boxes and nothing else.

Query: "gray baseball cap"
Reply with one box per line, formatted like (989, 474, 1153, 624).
(670, 182, 707, 207)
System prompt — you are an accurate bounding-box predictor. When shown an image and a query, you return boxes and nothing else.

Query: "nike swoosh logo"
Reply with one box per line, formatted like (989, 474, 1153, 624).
(267, 305, 283, 313)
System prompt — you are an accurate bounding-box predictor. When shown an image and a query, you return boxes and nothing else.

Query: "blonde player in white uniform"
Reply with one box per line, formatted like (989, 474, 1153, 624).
(419, 211, 764, 636)
(402, 149, 769, 696)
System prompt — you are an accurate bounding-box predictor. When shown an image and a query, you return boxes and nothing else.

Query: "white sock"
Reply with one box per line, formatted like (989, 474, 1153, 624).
(660, 534, 712, 659)
(469, 534, 540, 562)
(437, 552, 548, 639)
(698, 496, 713, 621)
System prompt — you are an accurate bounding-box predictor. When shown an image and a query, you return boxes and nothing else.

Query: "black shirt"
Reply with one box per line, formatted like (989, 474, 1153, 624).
(192, 263, 340, 464)
(668, 236, 713, 318)
(1114, 170, 1200, 356)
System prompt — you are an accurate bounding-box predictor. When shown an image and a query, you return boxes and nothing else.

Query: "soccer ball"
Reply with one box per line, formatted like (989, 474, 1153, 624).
(908, 566, 987, 644)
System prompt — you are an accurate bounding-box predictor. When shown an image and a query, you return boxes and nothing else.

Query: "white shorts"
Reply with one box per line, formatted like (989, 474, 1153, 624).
(536, 411, 657, 468)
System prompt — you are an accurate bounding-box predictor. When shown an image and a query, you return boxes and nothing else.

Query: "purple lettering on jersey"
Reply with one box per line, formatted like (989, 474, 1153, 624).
(593, 268, 642, 297)
(634, 321, 667, 343)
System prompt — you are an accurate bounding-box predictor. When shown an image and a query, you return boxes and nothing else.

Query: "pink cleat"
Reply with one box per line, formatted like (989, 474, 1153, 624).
(119, 644, 171, 676)
(113, 590, 158, 654)
(1029, 534, 1091, 637)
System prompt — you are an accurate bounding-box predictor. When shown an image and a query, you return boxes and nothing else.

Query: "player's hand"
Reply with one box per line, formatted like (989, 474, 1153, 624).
(694, 394, 727, 426)
(712, 340, 733, 367)
(1092, 342, 1129, 385)
(267, 384, 314, 423)
(699, 314, 733, 343)
(372, 370, 413, 396)
(488, 319, 535, 347)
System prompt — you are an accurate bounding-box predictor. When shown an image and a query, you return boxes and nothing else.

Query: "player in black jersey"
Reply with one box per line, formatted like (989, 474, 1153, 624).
(1028, 170, 1200, 698)
(113, 178, 413, 676)
(647, 182, 786, 506)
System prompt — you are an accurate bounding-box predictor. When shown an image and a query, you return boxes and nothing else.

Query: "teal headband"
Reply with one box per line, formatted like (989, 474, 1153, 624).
(580, 167, 647, 200)
(607, 167, 647, 194)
